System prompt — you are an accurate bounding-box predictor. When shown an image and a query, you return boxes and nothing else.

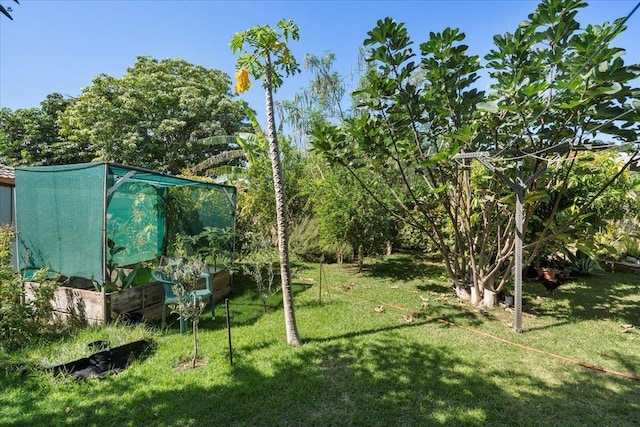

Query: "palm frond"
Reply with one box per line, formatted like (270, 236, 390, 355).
(190, 149, 246, 174)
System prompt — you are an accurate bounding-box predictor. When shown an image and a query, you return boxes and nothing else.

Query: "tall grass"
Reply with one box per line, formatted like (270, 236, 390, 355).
(1, 254, 638, 426)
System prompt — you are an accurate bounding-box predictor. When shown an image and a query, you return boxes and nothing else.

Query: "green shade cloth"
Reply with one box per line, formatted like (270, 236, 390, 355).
(16, 162, 236, 284)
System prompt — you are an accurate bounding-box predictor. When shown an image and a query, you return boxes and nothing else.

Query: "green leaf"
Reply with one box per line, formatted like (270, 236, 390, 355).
(476, 99, 500, 113)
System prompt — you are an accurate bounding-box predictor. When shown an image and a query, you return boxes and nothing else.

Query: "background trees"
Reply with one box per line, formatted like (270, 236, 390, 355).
(58, 56, 246, 174)
(2, 0, 639, 313)
(0, 93, 71, 165)
(1, 57, 247, 174)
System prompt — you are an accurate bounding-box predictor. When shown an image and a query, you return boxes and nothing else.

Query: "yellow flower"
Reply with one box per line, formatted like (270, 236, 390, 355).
(235, 67, 251, 94)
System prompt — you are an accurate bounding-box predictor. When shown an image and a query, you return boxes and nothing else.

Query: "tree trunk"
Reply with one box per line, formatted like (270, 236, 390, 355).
(192, 320, 198, 369)
(483, 288, 497, 307)
(470, 285, 481, 306)
(264, 62, 302, 346)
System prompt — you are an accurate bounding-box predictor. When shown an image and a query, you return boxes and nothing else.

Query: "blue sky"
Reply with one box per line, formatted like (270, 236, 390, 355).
(1, 0, 639, 125)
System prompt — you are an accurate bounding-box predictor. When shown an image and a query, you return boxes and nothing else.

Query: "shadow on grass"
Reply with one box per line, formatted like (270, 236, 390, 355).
(2, 331, 638, 426)
(360, 255, 640, 329)
(3, 259, 639, 426)
(523, 272, 640, 326)
(359, 254, 448, 283)
(158, 272, 314, 334)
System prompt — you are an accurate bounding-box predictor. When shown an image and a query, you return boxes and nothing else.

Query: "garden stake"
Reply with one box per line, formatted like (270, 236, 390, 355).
(225, 298, 233, 365)
(318, 263, 331, 304)
(319, 263, 323, 304)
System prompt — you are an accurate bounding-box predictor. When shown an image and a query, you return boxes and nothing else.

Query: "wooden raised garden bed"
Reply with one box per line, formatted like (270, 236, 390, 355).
(25, 270, 231, 325)
(603, 261, 640, 274)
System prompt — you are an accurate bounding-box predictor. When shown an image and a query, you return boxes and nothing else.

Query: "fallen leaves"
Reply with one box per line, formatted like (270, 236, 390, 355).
(620, 324, 635, 333)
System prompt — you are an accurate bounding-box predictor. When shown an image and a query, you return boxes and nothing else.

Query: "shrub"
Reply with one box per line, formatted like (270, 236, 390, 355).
(0, 225, 59, 350)
(289, 217, 353, 263)
(240, 231, 281, 312)
(567, 250, 605, 276)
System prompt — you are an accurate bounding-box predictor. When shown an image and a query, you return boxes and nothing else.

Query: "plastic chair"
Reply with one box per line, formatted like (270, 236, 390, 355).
(152, 270, 214, 334)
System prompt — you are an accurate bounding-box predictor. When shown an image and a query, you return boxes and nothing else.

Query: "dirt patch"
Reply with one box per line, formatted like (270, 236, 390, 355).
(174, 357, 207, 371)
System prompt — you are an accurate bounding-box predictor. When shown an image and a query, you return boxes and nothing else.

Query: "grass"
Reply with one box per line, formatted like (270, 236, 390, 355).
(1, 253, 639, 426)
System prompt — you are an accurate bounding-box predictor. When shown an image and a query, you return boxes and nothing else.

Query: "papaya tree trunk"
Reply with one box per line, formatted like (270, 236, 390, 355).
(264, 57, 301, 346)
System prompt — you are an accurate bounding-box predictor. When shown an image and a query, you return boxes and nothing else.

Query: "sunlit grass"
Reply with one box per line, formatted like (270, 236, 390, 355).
(1, 254, 639, 426)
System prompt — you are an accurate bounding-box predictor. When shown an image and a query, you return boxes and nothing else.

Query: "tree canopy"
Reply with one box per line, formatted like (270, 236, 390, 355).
(311, 0, 640, 305)
(58, 56, 247, 174)
(0, 93, 71, 166)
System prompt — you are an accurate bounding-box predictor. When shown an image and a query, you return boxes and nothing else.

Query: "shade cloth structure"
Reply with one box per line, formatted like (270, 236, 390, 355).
(15, 162, 236, 285)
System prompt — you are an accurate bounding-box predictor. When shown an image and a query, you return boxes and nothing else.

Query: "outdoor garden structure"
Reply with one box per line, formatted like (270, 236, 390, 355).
(16, 162, 236, 325)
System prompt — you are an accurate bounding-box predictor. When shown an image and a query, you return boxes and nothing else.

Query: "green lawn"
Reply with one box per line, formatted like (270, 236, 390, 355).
(1, 254, 639, 426)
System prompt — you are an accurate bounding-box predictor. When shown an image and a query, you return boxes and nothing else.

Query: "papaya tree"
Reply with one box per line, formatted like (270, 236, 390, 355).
(312, 0, 640, 306)
(230, 19, 302, 345)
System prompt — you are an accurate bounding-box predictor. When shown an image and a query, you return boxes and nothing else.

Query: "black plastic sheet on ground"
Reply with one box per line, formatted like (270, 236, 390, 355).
(42, 339, 154, 380)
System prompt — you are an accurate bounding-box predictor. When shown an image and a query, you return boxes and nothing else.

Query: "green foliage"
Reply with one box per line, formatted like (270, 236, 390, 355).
(312, 2, 640, 300)
(0, 93, 72, 166)
(289, 216, 324, 262)
(184, 226, 238, 273)
(276, 53, 346, 149)
(103, 237, 154, 292)
(163, 257, 206, 368)
(58, 56, 247, 174)
(236, 136, 310, 236)
(528, 151, 640, 265)
(289, 216, 353, 263)
(240, 232, 280, 312)
(230, 19, 301, 91)
(615, 235, 640, 260)
(567, 250, 605, 275)
(0, 225, 59, 350)
(307, 162, 396, 259)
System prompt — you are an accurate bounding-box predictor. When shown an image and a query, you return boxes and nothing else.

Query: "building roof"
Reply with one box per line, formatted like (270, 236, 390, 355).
(0, 164, 15, 184)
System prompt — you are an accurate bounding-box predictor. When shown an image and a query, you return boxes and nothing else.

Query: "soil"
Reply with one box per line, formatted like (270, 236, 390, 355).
(175, 357, 207, 371)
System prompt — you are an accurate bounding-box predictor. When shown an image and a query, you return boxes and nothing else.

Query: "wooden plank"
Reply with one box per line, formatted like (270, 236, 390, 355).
(26, 282, 105, 324)
(108, 286, 144, 315)
(139, 301, 164, 322)
(50, 311, 103, 326)
(54, 286, 104, 320)
(26, 275, 231, 326)
(211, 270, 231, 291)
(141, 283, 164, 308)
(604, 261, 640, 274)
(214, 285, 231, 302)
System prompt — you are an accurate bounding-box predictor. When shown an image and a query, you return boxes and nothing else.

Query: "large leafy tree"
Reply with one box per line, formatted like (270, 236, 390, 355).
(59, 56, 247, 174)
(231, 19, 303, 345)
(312, 0, 640, 306)
(0, 93, 72, 166)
